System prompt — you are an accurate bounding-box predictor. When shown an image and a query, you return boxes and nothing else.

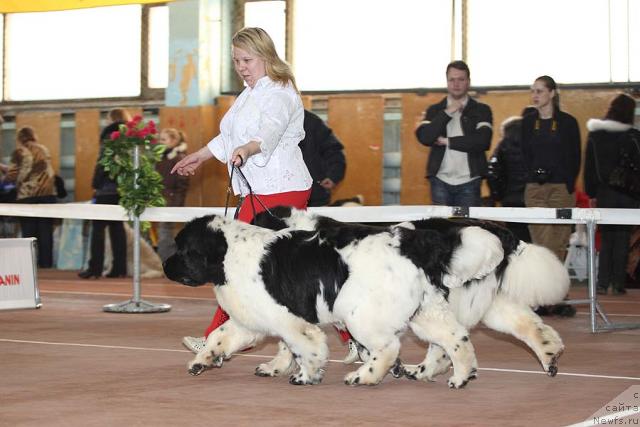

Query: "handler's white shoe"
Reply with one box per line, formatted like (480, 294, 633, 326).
(182, 336, 206, 354)
(342, 339, 360, 364)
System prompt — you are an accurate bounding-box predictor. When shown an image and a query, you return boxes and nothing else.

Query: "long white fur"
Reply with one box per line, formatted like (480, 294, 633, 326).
(501, 242, 571, 307)
(189, 215, 475, 387)
(281, 209, 569, 380)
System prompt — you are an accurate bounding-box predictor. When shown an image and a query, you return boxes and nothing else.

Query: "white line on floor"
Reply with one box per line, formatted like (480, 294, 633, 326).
(35, 291, 640, 316)
(1, 338, 639, 381)
(40, 290, 214, 301)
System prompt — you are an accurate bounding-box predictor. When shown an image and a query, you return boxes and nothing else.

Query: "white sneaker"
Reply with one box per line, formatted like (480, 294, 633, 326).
(342, 339, 360, 364)
(182, 336, 206, 354)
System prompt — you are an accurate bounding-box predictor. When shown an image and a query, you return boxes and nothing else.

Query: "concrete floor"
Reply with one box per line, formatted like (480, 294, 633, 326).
(1, 270, 639, 427)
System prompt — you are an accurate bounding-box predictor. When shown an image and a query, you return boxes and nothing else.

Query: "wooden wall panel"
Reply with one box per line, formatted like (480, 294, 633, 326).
(74, 110, 101, 201)
(301, 95, 312, 110)
(160, 97, 234, 207)
(203, 96, 236, 207)
(16, 112, 61, 173)
(328, 96, 384, 205)
(160, 106, 210, 207)
(478, 91, 531, 153)
(400, 92, 445, 205)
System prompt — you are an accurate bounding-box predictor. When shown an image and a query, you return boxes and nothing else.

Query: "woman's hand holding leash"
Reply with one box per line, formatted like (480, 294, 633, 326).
(231, 141, 261, 167)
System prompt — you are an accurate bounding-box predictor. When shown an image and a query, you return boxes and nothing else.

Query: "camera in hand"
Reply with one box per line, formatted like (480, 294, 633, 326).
(534, 167, 550, 184)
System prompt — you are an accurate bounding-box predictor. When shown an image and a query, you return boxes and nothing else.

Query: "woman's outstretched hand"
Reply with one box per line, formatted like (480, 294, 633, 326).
(171, 146, 212, 176)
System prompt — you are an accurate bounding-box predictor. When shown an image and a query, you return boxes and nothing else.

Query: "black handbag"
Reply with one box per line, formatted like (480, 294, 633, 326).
(608, 132, 640, 200)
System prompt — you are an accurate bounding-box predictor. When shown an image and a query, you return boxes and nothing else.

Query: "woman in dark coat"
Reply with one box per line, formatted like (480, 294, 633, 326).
(584, 94, 640, 295)
(521, 75, 581, 262)
(78, 108, 130, 279)
(487, 116, 531, 242)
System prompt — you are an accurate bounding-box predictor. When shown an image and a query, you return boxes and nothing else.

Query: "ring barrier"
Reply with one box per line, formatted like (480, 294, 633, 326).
(0, 202, 638, 332)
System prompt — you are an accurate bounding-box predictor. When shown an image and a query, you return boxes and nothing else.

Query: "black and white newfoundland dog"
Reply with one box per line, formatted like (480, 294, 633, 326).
(164, 214, 495, 387)
(252, 207, 569, 381)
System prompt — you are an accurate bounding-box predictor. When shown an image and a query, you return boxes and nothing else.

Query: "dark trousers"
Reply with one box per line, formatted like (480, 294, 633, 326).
(596, 186, 639, 291)
(598, 225, 632, 291)
(87, 194, 126, 275)
(18, 195, 56, 268)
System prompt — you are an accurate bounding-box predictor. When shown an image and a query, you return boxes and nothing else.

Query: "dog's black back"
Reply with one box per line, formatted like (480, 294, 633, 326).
(261, 230, 349, 323)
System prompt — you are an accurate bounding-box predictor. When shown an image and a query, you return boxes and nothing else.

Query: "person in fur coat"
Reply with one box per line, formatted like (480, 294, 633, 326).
(584, 93, 640, 295)
(155, 128, 190, 262)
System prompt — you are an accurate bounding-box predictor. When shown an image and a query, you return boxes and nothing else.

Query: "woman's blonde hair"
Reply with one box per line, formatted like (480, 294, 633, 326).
(161, 128, 187, 144)
(108, 108, 131, 123)
(232, 27, 298, 92)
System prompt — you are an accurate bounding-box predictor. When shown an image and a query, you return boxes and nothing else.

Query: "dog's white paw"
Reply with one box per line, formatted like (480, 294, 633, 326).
(343, 365, 385, 386)
(404, 363, 438, 382)
(543, 347, 564, 375)
(533, 324, 564, 376)
(288, 368, 324, 385)
(187, 353, 224, 376)
(447, 371, 473, 389)
(255, 359, 296, 377)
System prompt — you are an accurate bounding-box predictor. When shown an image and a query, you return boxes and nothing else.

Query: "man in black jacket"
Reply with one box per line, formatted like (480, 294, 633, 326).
(299, 110, 346, 207)
(415, 60, 493, 207)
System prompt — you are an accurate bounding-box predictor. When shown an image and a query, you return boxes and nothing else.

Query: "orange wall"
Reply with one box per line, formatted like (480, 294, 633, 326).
(8, 88, 629, 207)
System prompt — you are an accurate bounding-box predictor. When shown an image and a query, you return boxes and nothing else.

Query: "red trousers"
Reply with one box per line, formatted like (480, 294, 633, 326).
(204, 189, 311, 338)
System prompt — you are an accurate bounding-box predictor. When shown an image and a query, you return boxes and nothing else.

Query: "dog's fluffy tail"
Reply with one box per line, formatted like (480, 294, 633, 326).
(500, 242, 570, 307)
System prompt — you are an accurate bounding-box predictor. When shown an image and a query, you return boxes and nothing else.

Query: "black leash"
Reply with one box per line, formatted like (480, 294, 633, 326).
(223, 154, 275, 221)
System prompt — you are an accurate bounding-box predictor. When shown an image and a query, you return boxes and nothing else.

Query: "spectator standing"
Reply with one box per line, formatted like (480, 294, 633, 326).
(521, 75, 581, 261)
(487, 116, 531, 242)
(78, 108, 130, 279)
(155, 128, 190, 262)
(299, 110, 346, 207)
(3, 126, 57, 267)
(584, 94, 640, 295)
(415, 60, 493, 207)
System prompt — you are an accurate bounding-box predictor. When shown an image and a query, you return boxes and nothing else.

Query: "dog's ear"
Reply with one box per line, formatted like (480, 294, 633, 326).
(252, 206, 290, 230)
(197, 228, 228, 285)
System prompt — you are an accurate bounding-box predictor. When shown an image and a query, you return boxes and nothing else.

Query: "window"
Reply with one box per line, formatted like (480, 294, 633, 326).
(467, 0, 638, 86)
(243, 1, 286, 59)
(293, 0, 453, 91)
(4, 5, 142, 101)
(148, 5, 169, 88)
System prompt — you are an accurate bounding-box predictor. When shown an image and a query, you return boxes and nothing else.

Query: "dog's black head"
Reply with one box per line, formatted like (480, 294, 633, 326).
(163, 215, 228, 287)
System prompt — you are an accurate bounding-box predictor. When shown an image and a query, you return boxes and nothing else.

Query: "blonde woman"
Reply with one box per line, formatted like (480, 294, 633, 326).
(172, 27, 312, 351)
(4, 126, 57, 267)
(155, 128, 189, 262)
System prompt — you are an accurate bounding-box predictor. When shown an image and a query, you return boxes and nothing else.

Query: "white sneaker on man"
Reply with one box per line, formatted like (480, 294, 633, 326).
(182, 336, 206, 354)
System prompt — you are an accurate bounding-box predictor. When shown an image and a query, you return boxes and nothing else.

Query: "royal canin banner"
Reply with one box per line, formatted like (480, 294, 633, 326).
(0, 238, 40, 310)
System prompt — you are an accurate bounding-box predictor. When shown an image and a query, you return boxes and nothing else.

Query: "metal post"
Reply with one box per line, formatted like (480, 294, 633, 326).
(103, 145, 170, 314)
(586, 219, 599, 333)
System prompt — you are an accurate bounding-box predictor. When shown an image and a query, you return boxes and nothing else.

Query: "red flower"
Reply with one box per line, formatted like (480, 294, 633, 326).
(132, 114, 143, 123)
(110, 131, 121, 140)
(126, 129, 136, 137)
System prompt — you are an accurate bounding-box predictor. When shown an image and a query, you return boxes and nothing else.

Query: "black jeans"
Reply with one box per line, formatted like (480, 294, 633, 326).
(87, 194, 127, 275)
(18, 195, 57, 268)
(596, 186, 639, 291)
